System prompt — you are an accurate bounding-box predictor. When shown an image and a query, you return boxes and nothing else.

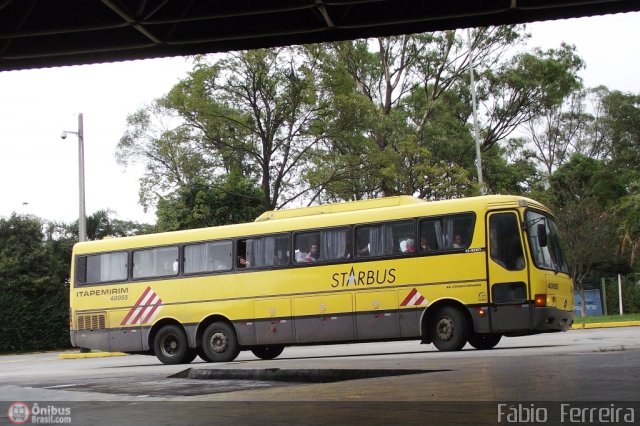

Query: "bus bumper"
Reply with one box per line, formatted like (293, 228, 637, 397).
(533, 306, 574, 332)
(70, 329, 113, 352)
(470, 305, 574, 335)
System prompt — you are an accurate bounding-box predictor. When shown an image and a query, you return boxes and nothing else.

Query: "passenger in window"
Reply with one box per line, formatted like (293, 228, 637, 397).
(452, 234, 464, 248)
(295, 250, 307, 263)
(238, 257, 249, 267)
(420, 237, 431, 251)
(357, 243, 370, 257)
(401, 238, 415, 253)
(162, 260, 175, 274)
(514, 256, 525, 270)
(305, 244, 320, 262)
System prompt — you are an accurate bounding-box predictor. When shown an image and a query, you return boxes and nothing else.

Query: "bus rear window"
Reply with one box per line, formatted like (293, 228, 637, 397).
(76, 251, 128, 285)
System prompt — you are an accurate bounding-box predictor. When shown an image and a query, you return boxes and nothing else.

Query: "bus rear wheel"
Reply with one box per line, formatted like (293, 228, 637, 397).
(201, 322, 240, 362)
(468, 333, 502, 350)
(153, 324, 194, 365)
(251, 345, 285, 360)
(429, 306, 469, 351)
(197, 347, 213, 362)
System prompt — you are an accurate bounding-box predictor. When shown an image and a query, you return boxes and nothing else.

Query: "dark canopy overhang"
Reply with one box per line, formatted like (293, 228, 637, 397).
(1, 0, 639, 71)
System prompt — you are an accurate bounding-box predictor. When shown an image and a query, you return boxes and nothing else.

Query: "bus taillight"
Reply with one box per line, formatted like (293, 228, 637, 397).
(534, 294, 547, 307)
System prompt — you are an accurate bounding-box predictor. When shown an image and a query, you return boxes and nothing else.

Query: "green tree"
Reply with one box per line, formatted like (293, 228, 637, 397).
(480, 43, 584, 152)
(0, 215, 70, 352)
(118, 47, 338, 212)
(548, 155, 627, 316)
(601, 90, 640, 178)
(605, 276, 640, 315)
(116, 101, 215, 211)
(60, 210, 153, 241)
(316, 28, 524, 199)
(308, 29, 581, 200)
(481, 139, 540, 195)
(155, 174, 263, 231)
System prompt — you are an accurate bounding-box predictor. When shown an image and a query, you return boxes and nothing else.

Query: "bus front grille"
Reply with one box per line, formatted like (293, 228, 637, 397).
(77, 313, 106, 331)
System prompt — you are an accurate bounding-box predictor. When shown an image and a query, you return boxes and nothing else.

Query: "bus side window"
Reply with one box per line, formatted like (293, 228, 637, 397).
(83, 251, 128, 283)
(133, 246, 179, 279)
(419, 213, 475, 253)
(238, 235, 289, 268)
(237, 240, 248, 268)
(321, 227, 351, 260)
(184, 240, 233, 274)
(295, 232, 320, 263)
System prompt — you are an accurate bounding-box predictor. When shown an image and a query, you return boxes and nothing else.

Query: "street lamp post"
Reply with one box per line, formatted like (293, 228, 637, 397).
(61, 113, 87, 242)
(467, 28, 484, 193)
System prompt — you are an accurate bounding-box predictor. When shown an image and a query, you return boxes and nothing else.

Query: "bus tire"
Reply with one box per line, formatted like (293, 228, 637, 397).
(251, 345, 285, 360)
(153, 324, 191, 365)
(468, 333, 502, 350)
(181, 348, 198, 364)
(201, 322, 240, 362)
(197, 347, 213, 362)
(429, 306, 469, 351)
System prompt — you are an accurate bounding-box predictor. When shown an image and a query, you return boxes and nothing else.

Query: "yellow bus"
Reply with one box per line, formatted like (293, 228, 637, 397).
(69, 195, 574, 364)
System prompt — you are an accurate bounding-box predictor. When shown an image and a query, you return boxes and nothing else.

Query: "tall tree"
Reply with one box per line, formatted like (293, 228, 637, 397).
(479, 43, 584, 152)
(548, 155, 627, 316)
(57, 209, 153, 241)
(118, 47, 340, 213)
(600, 90, 640, 176)
(308, 29, 583, 200)
(0, 215, 70, 352)
(155, 174, 263, 231)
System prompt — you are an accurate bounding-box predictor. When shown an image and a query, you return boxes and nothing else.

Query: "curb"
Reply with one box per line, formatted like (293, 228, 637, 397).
(58, 352, 128, 360)
(571, 321, 640, 330)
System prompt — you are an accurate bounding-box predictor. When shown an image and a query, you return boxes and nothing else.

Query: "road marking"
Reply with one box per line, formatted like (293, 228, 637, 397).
(42, 384, 78, 389)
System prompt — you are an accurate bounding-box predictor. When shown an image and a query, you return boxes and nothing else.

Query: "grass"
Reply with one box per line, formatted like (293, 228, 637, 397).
(573, 313, 640, 324)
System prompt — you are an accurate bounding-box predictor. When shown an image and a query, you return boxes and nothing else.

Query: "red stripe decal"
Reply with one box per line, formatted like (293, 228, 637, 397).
(140, 298, 163, 324)
(130, 293, 156, 325)
(401, 288, 418, 306)
(120, 286, 152, 325)
(415, 295, 425, 305)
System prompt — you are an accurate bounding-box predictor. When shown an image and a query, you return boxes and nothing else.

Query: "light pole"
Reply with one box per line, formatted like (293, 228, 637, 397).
(61, 113, 87, 242)
(467, 28, 484, 193)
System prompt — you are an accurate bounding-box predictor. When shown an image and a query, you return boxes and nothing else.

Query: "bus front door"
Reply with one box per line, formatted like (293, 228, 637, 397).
(487, 211, 531, 333)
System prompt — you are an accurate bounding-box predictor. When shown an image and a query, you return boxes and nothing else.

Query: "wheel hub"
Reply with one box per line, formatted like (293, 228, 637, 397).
(210, 331, 228, 353)
(161, 335, 179, 356)
(437, 317, 454, 342)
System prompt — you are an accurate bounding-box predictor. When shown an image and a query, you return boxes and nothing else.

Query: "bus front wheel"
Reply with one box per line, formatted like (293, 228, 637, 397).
(429, 306, 469, 351)
(468, 333, 502, 350)
(251, 345, 285, 360)
(201, 322, 240, 362)
(153, 324, 194, 365)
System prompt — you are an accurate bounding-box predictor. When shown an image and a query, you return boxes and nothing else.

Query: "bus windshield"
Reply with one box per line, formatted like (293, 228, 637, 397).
(525, 210, 569, 274)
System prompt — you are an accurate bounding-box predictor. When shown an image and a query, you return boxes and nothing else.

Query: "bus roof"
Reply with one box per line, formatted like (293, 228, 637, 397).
(254, 196, 425, 222)
(72, 195, 550, 255)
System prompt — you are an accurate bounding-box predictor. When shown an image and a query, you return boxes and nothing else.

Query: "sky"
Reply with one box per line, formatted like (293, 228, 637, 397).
(1, 11, 639, 225)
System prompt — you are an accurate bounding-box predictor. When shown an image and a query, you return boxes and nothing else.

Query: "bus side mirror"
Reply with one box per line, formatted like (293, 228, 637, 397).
(537, 223, 547, 247)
